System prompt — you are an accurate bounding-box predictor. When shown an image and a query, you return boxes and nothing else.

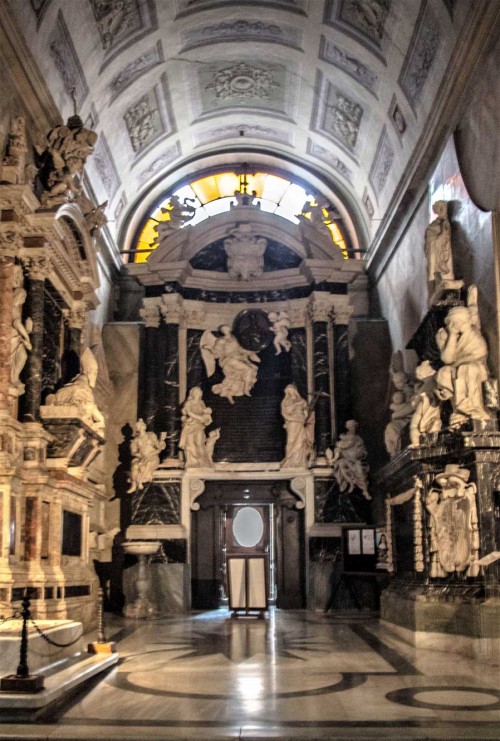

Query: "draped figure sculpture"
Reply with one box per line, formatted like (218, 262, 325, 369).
(127, 419, 166, 493)
(424, 201, 453, 286)
(329, 420, 371, 500)
(435, 286, 491, 428)
(10, 264, 32, 392)
(179, 386, 219, 467)
(281, 385, 315, 468)
(200, 325, 260, 403)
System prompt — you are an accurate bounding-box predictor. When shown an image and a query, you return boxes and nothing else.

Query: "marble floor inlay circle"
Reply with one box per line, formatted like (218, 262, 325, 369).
(386, 686, 500, 710)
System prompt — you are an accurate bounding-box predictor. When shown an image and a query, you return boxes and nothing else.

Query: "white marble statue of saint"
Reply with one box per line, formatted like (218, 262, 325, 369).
(45, 348, 105, 435)
(268, 310, 291, 355)
(330, 420, 371, 500)
(281, 385, 315, 468)
(424, 201, 454, 287)
(200, 325, 260, 404)
(179, 386, 219, 467)
(409, 360, 442, 447)
(127, 418, 166, 493)
(10, 264, 32, 392)
(435, 285, 491, 428)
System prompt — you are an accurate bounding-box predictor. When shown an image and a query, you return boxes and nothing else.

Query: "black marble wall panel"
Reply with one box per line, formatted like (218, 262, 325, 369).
(146, 282, 347, 304)
(22, 277, 45, 421)
(187, 329, 204, 390)
(314, 477, 371, 524)
(41, 284, 63, 399)
(163, 322, 180, 458)
(130, 481, 181, 525)
(313, 321, 331, 455)
(189, 237, 302, 273)
(289, 328, 307, 399)
(334, 323, 352, 438)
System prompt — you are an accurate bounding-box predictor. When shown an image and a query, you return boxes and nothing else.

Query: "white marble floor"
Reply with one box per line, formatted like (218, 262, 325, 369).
(1, 609, 499, 740)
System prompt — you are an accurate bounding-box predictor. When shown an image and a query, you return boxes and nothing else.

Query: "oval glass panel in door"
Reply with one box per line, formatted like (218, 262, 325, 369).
(233, 507, 264, 548)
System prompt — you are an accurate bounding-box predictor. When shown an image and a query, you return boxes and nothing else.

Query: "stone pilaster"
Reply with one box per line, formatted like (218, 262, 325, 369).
(160, 296, 183, 461)
(21, 254, 48, 422)
(309, 294, 335, 458)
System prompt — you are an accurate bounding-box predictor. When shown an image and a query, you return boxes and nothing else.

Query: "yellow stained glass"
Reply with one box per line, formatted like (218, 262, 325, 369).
(191, 175, 220, 203)
(214, 172, 240, 198)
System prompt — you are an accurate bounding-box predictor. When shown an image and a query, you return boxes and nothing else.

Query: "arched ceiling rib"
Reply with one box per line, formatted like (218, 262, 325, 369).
(12, 0, 470, 251)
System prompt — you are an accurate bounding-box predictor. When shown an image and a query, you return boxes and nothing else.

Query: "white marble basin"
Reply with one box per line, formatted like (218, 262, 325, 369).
(122, 540, 161, 556)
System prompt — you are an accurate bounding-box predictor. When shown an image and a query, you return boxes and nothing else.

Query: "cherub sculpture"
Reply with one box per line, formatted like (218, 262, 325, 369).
(200, 325, 260, 404)
(268, 310, 291, 355)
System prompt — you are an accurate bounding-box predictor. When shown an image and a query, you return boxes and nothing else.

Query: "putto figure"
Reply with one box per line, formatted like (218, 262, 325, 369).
(329, 420, 371, 500)
(281, 385, 315, 468)
(268, 310, 291, 355)
(200, 325, 260, 404)
(127, 419, 166, 493)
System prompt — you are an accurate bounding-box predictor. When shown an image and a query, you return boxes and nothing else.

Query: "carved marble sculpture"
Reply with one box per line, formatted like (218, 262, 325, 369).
(200, 325, 260, 404)
(45, 348, 105, 435)
(424, 200, 454, 287)
(224, 224, 266, 281)
(384, 369, 414, 458)
(179, 386, 219, 467)
(425, 464, 479, 577)
(409, 360, 442, 446)
(268, 311, 291, 355)
(127, 418, 166, 493)
(435, 286, 491, 428)
(281, 385, 314, 468)
(36, 115, 98, 205)
(330, 420, 371, 500)
(297, 199, 332, 238)
(83, 200, 108, 237)
(154, 195, 196, 242)
(10, 264, 32, 393)
(1, 116, 27, 184)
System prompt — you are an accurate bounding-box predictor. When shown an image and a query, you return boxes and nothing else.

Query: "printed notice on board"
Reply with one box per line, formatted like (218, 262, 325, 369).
(362, 529, 375, 555)
(348, 529, 361, 555)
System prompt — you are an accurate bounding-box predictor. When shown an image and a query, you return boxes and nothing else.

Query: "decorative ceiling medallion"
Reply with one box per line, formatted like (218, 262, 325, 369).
(207, 62, 279, 102)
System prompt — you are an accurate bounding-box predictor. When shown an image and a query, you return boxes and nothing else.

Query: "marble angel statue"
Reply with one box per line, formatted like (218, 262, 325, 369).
(127, 419, 166, 493)
(435, 285, 492, 428)
(200, 325, 260, 404)
(281, 385, 315, 468)
(328, 420, 371, 500)
(179, 386, 220, 467)
(268, 310, 291, 355)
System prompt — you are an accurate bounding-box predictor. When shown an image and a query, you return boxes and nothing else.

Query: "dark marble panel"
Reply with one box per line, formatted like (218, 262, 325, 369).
(146, 282, 347, 304)
(22, 277, 45, 421)
(190, 237, 302, 273)
(187, 329, 204, 390)
(41, 283, 64, 398)
(313, 321, 331, 455)
(130, 482, 181, 525)
(289, 328, 307, 399)
(314, 477, 371, 523)
(334, 323, 352, 436)
(163, 323, 180, 458)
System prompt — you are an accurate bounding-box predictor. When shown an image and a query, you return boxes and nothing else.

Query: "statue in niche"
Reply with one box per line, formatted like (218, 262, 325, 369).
(268, 310, 291, 355)
(384, 369, 414, 458)
(435, 285, 491, 428)
(425, 464, 479, 577)
(179, 386, 220, 468)
(281, 385, 315, 468)
(329, 420, 371, 500)
(45, 348, 105, 435)
(424, 201, 457, 290)
(83, 200, 108, 237)
(200, 325, 260, 404)
(36, 115, 98, 204)
(10, 264, 32, 393)
(409, 360, 442, 447)
(127, 419, 166, 493)
(224, 223, 266, 281)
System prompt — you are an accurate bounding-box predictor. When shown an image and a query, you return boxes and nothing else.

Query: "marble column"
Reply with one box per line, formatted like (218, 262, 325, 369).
(21, 255, 47, 422)
(333, 305, 353, 439)
(161, 301, 181, 461)
(139, 304, 161, 432)
(309, 297, 333, 459)
(66, 300, 85, 380)
(0, 234, 17, 411)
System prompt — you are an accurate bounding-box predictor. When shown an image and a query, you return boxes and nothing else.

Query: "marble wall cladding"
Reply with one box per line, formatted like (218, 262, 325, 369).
(314, 478, 370, 523)
(375, 136, 497, 377)
(187, 329, 204, 390)
(41, 283, 64, 398)
(313, 322, 331, 455)
(289, 328, 307, 399)
(139, 325, 167, 434)
(163, 323, 180, 458)
(130, 482, 181, 526)
(152, 282, 347, 305)
(334, 323, 352, 437)
(48, 10, 89, 107)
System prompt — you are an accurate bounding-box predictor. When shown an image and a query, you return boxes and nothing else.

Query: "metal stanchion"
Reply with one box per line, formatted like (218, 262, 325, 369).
(88, 588, 116, 655)
(1, 592, 45, 693)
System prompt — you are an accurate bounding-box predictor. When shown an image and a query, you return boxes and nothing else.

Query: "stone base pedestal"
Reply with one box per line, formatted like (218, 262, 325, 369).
(123, 563, 191, 615)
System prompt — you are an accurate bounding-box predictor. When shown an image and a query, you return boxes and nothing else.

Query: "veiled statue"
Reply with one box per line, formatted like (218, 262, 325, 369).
(424, 201, 454, 286)
(329, 420, 371, 500)
(435, 285, 491, 428)
(281, 385, 315, 468)
(179, 386, 220, 467)
(10, 264, 32, 392)
(127, 419, 166, 493)
(45, 348, 105, 435)
(200, 325, 260, 404)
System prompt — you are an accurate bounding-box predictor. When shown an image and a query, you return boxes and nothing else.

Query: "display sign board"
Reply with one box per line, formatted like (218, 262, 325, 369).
(342, 526, 377, 573)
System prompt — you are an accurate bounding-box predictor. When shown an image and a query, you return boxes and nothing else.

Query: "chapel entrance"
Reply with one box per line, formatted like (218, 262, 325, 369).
(191, 480, 305, 610)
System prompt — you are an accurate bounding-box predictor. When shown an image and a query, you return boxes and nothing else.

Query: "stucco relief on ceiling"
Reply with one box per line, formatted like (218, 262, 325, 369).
(48, 10, 89, 108)
(324, 0, 392, 61)
(369, 126, 394, 199)
(180, 19, 303, 52)
(319, 36, 379, 98)
(194, 125, 293, 149)
(123, 74, 176, 161)
(108, 42, 164, 104)
(137, 142, 182, 189)
(306, 140, 353, 185)
(398, 0, 442, 113)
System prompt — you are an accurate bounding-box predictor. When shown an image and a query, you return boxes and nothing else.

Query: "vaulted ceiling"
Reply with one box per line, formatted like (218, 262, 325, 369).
(12, 0, 476, 253)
